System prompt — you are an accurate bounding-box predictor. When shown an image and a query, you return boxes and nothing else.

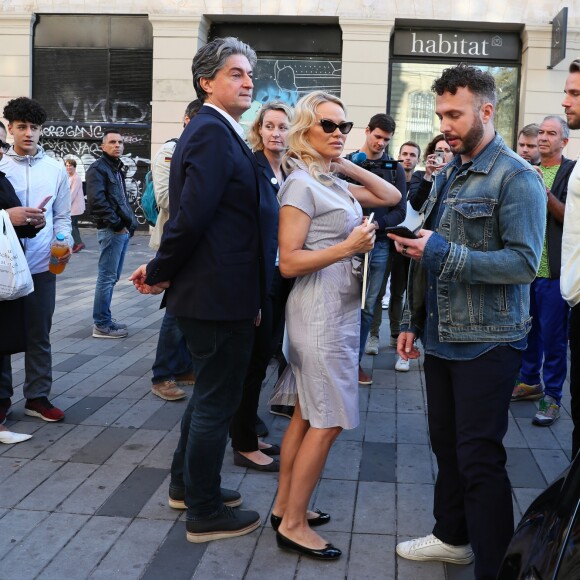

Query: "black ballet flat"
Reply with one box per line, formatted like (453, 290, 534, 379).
(260, 444, 281, 456)
(270, 509, 331, 531)
(276, 531, 341, 560)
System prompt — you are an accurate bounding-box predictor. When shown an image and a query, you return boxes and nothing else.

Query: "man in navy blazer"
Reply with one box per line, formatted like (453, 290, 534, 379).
(130, 37, 262, 543)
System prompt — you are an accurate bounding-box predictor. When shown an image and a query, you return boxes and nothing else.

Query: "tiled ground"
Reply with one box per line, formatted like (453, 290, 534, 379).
(0, 230, 574, 579)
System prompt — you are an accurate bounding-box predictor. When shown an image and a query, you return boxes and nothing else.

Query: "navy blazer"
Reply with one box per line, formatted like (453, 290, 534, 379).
(146, 106, 261, 320)
(254, 150, 281, 296)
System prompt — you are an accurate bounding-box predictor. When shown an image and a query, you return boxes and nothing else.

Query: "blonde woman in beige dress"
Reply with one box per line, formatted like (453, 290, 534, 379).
(271, 91, 401, 559)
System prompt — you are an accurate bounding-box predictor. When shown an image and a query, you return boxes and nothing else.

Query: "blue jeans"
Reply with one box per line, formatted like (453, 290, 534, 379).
(93, 228, 129, 327)
(151, 311, 193, 383)
(0, 271, 56, 401)
(520, 277, 569, 403)
(171, 317, 255, 519)
(359, 239, 389, 361)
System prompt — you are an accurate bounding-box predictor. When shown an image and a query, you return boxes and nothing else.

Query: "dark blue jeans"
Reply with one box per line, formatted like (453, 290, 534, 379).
(92, 228, 129, 327)
(425, 346, 521, 580)
(171, 317, 255, 519)
(520, 277, 569, 403)
(151, 311, 193, 383)
(359, 239, 389, 361)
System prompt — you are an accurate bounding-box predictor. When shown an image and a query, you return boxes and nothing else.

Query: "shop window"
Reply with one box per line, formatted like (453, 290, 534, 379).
(390, 62, 518, 162)
(406, 91, 436, 146)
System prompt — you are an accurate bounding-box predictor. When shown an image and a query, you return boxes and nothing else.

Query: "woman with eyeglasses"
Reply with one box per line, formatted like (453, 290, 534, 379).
(270, 91, 400, 560)
(408, 133, 453, 211)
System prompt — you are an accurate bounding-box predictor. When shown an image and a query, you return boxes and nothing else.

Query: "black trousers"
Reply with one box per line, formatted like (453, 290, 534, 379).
(570, 304, 580, 459)
(424, 346, 521, 580)
(229, 268, 293, 451)
(172, 317, 254, 518)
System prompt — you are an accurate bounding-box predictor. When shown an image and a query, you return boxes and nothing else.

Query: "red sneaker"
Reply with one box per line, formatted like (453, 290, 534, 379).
(24, 397, 64, 422)
(358, 365, 373, 385)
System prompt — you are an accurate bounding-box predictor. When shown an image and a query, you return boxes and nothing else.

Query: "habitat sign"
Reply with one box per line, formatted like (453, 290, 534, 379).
(394, 30, 520, 61)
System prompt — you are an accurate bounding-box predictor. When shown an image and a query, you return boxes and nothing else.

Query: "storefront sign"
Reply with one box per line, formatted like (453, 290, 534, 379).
(394, 30, 520, 61)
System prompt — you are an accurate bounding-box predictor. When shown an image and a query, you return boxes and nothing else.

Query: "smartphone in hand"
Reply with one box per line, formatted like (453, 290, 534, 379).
(38, 195, 52, 209)
(384, 226, 419, 239)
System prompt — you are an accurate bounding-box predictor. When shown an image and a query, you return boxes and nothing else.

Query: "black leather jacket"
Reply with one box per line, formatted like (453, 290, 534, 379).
(86, 153, 137, 234)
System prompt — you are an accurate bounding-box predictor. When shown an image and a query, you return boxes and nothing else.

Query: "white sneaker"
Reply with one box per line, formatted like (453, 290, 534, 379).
(395, 356, 410, 372)
(396, 534, 474, 564)
(365, 335, 379, 355)
(0, 430, 32, 445)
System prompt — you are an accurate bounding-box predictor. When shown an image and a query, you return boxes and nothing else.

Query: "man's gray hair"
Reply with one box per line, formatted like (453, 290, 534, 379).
(542, 115, 570, 140)
(192, 37, 257, 101)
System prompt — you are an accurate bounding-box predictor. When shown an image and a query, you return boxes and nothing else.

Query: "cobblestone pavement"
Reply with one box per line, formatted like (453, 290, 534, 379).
(0, 230, 574, 579)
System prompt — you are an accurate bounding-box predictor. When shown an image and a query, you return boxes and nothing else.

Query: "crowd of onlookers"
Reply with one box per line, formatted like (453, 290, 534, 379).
(1, 36, 579, 580)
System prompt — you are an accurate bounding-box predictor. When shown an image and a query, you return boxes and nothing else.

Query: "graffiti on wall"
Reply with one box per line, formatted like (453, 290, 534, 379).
(41, 123, 151, 226)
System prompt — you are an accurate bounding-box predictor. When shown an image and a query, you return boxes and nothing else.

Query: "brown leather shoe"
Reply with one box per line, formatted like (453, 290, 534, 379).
(175, 371, 196, 386)
(358, 365, 373, 385)
(151, 379, 187, 401)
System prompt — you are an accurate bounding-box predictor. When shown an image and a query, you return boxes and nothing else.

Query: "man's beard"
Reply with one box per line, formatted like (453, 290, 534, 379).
(449, 116, 484, 156)
(567, 114, 580, 130)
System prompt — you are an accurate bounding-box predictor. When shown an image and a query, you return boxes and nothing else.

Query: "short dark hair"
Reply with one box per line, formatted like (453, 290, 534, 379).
(368, 113, 396, 134)
(3, 97, 47, 125)
(431, 64, 496, 108)
(101, 129, 123, 143)
(185, 99, 203, 119)
(192, 37, 257, 102)
(518, 123, 539, 139)
(65, 158, 77, 167)
(399, 140, 421, 158)
(569, 59, 580, 73)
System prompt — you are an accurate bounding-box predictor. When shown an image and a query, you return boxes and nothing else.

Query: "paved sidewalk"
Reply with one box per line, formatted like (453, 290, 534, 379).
(0, 230, 574, 580)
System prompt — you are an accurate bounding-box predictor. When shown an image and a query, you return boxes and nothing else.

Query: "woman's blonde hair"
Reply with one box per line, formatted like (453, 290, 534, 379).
(282, 91, 347, 184)
(247, 101, 293, 151)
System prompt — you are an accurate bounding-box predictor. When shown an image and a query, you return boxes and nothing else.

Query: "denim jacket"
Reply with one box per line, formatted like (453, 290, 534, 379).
(402, 133, 546, 343)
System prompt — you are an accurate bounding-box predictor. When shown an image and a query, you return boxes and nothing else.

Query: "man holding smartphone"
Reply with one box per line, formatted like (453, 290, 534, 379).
(0, 97, 71, 423)
(345, 114, 407, 384)
(390, 65, 546, 577)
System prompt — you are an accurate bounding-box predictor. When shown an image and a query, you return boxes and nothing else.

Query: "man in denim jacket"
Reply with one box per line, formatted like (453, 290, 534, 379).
(390, 65, 546, 579)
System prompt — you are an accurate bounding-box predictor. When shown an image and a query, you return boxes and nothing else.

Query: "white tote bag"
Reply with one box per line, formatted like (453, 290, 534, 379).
(0, 209, 34, 300)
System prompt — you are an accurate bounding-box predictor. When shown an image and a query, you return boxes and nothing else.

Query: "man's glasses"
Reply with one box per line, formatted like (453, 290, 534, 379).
(319, 119, 354, 135)
(0, 141, 10, 153)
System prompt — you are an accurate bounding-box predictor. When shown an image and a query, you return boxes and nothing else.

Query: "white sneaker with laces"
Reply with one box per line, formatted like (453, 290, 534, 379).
(396, 534, 474, 564)
(395, 356, 410, 372)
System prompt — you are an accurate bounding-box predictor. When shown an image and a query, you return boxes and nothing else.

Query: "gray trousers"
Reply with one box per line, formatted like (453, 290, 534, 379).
(0, 271, 56, 401)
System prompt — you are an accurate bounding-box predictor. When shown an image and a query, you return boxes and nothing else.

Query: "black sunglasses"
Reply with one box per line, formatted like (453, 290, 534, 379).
(319, 119, 354, 135)
(0, 141, 10, 153)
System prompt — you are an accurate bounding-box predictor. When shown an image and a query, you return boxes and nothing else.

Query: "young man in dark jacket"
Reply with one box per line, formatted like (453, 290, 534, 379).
(86, 129, 137, 338)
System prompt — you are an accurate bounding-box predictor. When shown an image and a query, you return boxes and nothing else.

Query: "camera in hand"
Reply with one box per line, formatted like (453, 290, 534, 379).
(350, 151, 399, 172)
